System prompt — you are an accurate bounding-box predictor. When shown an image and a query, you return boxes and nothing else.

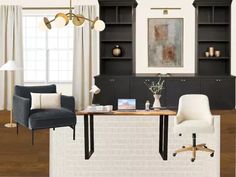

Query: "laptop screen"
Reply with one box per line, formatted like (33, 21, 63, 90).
(118, 99, 136, 110)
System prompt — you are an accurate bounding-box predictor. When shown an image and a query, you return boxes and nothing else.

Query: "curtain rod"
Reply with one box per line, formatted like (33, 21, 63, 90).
(23, 7, 74, 10)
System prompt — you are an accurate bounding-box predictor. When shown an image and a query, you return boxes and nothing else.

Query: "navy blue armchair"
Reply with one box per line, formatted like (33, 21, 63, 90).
(13, 85, 77, 145)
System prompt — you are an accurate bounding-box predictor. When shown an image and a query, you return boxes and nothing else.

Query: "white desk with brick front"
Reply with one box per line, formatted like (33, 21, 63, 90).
(77, 110, 176, 161)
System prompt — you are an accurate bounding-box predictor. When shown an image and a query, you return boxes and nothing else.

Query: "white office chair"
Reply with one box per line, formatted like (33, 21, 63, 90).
(173, 94, 215, 162)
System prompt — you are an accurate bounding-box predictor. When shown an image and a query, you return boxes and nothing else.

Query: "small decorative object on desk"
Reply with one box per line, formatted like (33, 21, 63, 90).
(112, 45, 122, 57)
(86, 105, 113, 112)
(104, 105, 113, 112)
(145, 100, 150, 111)
(144, 78, 165, 110)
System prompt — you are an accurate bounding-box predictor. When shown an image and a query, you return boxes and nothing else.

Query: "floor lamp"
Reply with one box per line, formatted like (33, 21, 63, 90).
(0, 60, 20, 128)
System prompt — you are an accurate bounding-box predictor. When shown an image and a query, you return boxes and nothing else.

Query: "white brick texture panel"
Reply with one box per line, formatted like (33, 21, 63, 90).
(50, 116, 220, 177)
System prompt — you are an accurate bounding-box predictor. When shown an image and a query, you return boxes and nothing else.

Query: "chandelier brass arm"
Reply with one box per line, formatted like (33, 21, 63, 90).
(40, 0, 105, 31)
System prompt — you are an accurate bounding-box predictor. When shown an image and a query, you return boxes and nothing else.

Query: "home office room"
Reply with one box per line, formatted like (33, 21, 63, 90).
(0, 0, 235, 177)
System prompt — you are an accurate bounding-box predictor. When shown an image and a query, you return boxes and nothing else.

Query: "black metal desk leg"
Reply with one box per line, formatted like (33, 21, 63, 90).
(159, 115, 163, 154)
(159, 115, 169, 160)
(84, 114, 94, 160)
(90, 114, 94, 153)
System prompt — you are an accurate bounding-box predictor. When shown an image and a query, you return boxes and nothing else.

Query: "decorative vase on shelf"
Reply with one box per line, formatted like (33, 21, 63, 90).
(153, 94, 161, 110)
(112, 45, 122, 57)
(209, 47, 214, 57)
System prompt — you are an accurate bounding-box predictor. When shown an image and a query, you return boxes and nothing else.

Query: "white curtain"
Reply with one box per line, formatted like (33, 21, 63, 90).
(73, 6, 98, 111)
(0, 5, 24, 110)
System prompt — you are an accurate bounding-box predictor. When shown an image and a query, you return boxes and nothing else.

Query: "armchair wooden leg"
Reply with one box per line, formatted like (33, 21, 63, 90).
(73, 125, 76, 140)
(32, 129, 34, 145)
(16, 122, 19, 135)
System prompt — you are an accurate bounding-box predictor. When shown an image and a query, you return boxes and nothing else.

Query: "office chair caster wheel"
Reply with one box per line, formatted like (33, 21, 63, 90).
(191, 158, 195, 162)
(173, 153, 177, 157)
(182, 146, 185, 148)
(210, 153, 214, 157)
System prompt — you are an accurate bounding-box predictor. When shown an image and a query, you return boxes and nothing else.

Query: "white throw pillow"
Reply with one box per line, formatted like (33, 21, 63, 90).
(31, 93, 61, 110)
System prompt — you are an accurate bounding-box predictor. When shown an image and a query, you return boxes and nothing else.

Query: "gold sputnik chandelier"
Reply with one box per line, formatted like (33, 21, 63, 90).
(40, 0, 105, 31)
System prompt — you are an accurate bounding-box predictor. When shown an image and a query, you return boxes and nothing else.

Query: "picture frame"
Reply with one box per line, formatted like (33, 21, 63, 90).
(148, 18, 184, 68)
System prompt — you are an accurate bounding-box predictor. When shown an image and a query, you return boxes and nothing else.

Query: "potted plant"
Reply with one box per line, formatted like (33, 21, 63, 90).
(144, 78, 165, 110)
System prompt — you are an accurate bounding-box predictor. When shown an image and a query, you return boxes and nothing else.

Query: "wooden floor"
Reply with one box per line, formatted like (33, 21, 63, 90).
(0, 110, 235, 177)
(0, 111, 49, 177)
(212, 110, 236, 177)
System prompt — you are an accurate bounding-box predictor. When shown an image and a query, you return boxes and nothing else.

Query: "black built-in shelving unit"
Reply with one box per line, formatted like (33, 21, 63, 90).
(94, 0, 235, 110)
(98, 0, 137, 75)
(193, 0, 232, 75)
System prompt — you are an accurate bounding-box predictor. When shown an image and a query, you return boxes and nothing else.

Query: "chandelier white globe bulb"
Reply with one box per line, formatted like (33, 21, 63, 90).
(54, 16, 67, 28)
(94, 20, 106, 31)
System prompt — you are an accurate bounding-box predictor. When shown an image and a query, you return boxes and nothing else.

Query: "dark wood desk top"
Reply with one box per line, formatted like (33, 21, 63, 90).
(77, 110, 176, 116)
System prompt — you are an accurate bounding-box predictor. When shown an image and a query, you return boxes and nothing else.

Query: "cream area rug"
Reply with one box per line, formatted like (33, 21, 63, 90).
(50, 116, 220, 177)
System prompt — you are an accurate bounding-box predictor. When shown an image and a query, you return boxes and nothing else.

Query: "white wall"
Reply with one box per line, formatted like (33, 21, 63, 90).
(135, 0, 195, 74)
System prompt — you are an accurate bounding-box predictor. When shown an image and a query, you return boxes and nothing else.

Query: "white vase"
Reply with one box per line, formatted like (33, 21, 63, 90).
(153, 94, 161, 110)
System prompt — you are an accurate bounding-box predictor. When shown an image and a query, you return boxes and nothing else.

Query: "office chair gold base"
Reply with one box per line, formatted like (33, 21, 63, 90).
(4, 123, 17, 128)
(173, 144, 214, 162)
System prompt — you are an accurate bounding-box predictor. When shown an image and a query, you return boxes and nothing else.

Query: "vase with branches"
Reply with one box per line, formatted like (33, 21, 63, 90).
(144, 78, 165, 110)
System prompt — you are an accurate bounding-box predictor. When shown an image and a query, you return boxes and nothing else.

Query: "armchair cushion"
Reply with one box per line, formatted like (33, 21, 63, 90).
(31, 93, 61, 109)
(29, 108, 76, 130)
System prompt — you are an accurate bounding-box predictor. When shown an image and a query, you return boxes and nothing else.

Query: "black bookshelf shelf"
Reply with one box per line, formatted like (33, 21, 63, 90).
(101, 57, 132, 60)
(198, 23, 230, 25)
(101, 40, 132, 43)
(99, 0, 137, 75)
(198, 40, 229, 43)
(198, 57, 230, 60)
(194, 0, 232, 75)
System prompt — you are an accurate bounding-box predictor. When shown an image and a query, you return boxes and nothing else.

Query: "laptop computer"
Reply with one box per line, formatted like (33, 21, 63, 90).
(117, 99, 136, 112)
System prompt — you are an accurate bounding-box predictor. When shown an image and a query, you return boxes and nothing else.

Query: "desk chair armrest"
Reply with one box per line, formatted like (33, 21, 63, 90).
(13, 95, 30, 127)
(205, 116, 214, 125)
(175, 113, 184, 124)
(61, 95, 75, 113)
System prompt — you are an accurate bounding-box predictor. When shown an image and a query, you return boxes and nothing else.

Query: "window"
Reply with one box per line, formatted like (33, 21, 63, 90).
(23, 15, 73, 83)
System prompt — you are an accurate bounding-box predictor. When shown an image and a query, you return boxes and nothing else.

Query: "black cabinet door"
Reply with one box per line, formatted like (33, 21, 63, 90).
(113, 77, 130, 109)
(165, 78, 201, 109)
(94, 77, 130, 109)
(201, 78, 235, 109)
(94, 77, 115, 106)
(130, 77, 166, 109)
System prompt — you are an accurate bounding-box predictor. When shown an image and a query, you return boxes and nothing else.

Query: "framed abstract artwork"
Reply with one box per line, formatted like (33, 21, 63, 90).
(148, 18, 184, 67)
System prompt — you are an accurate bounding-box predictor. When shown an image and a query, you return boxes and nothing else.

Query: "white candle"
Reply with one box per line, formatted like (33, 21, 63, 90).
(209, 47, 214, 57)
